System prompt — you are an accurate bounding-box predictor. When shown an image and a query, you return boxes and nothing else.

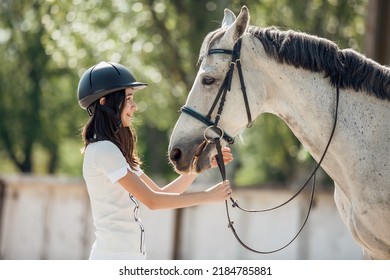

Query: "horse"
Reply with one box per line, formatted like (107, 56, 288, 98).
(168, 6, 390, 260)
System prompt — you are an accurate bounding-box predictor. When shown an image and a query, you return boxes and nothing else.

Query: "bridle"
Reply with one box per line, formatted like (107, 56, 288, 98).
(180, 38, 250, 146)
(181, 37, 340, 254)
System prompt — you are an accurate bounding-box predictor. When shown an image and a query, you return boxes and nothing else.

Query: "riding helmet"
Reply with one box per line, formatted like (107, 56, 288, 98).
(77, 61, 147, 113)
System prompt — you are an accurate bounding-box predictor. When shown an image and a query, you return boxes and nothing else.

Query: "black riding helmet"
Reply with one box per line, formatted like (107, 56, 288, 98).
(77, 61, 147, 115)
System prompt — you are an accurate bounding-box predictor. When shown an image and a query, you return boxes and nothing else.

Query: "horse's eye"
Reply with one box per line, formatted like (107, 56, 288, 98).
(202, 76, 215, 85)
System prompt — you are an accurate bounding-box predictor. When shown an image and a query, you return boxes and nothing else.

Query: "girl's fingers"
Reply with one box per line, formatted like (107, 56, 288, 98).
(210, 147, 233, 168)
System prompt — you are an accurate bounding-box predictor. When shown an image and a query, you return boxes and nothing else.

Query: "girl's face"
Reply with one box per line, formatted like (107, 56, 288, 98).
(121, 88, 138, 127)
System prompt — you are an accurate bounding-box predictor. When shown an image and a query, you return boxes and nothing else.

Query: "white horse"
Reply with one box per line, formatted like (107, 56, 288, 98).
(168, 6, 390, 259)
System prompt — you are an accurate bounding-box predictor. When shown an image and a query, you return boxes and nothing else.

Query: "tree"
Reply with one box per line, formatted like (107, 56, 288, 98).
(0, 1, 49, 173)
(364, 0, 390, 65)
(0, 0, 377, 183)
(0, 0, 85, 173)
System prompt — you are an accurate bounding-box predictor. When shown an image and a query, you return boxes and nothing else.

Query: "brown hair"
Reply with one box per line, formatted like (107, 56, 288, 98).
(81, 89, 141, 169)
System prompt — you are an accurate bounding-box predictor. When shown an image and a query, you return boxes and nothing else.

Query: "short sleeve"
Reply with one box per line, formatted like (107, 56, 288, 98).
(93, 141, 131, 184)
(131, 165, 143, 177)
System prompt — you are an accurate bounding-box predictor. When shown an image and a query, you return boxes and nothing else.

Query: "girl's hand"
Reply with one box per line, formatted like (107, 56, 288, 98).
(205, 180, 232, 203)
(210, 147, 233, 168)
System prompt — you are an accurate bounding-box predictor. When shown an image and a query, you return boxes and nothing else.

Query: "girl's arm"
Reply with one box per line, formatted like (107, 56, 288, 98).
(139, 172, 198, 194)
(117, 173, 231, 210)
(117, 146, 233, 210)
(140, 147, 233, 194)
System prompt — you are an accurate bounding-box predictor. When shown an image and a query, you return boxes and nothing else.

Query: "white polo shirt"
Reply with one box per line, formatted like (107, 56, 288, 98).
(83, 140, 146, 260)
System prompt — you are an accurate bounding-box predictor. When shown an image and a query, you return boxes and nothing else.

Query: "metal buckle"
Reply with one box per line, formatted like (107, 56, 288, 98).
(203, 125, 224, 144)
(129, 194, 146, 255)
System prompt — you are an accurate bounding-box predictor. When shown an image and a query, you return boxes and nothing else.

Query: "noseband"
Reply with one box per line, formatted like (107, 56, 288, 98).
(180, 37, 340, 254)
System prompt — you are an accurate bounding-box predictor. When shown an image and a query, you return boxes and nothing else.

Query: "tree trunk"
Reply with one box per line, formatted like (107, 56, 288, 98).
(364, 0, 390, 65)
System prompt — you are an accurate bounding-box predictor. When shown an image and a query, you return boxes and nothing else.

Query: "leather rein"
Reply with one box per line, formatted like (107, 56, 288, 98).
(181, 37, 340, 254)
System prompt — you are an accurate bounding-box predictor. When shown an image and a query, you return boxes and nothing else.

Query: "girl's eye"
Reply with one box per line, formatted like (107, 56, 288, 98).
(202, 76, 215, 85)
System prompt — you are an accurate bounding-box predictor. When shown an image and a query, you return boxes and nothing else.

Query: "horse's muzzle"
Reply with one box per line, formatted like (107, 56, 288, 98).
(168, 140, 213, 174)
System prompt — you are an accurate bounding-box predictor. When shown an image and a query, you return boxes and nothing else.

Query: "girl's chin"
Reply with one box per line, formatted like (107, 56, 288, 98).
(121, 121, 131, 128)
(121, 118, 132, 127)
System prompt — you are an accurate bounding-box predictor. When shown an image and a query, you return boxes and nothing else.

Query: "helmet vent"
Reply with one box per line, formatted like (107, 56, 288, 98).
(108, 62, 121, 75)
(89, 64, 97, 87)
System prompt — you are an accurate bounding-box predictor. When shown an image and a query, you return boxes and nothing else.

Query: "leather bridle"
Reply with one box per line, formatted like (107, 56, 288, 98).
(181, 38, 251, 146)
(181, 37, 340, 254)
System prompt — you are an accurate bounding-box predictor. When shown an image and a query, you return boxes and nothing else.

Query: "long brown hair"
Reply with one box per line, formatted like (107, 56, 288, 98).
(81, 89, 141, 169)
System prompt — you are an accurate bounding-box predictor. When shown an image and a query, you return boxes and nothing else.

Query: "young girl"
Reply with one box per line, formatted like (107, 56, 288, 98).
(77, 61, 233, 260)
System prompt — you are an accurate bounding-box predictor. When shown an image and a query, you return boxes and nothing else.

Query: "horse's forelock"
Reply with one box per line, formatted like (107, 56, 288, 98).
(198, 28, 227, 65)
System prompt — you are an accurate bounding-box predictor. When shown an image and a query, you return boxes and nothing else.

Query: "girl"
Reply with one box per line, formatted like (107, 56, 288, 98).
(77, 61, 233, 259)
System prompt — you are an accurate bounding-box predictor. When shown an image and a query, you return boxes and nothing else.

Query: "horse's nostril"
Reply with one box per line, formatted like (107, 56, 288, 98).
(169, 148, 182, 164)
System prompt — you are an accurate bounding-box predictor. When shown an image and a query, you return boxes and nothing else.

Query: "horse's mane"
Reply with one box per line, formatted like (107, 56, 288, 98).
(202, 26, 390, 100)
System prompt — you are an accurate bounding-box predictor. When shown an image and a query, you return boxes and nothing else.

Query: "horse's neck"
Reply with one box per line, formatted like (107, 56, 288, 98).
(262, 66, 337, 159)
(242, 36, 390, 260)
(263, 63, 384, 170)
(255, 60, 390, 192)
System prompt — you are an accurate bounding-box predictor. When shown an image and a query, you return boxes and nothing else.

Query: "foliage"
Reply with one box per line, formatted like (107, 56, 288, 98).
(0, 0, 371, 187)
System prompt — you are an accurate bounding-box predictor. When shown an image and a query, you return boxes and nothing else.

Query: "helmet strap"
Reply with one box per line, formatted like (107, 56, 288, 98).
(87, 102, 97, 116)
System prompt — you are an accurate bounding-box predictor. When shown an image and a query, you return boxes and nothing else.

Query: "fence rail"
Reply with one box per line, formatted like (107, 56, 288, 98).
(0, 175, 362, 259)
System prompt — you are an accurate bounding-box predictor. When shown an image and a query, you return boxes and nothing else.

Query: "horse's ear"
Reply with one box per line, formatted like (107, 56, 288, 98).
(222, 8, 236, 28)
(224, 6, 250, 42)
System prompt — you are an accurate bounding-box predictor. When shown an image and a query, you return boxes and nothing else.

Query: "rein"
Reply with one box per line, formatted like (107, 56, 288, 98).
(181, 37, 340, 254)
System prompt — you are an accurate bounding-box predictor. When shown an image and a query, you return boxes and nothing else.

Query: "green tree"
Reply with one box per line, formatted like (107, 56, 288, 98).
(0, 1, 51, 173)
(0, 0, 85, 174)
(0, 0, 376, 188)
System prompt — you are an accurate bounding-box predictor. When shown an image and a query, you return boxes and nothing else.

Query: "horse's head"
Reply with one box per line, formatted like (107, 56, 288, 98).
(169, 6, 264, 174)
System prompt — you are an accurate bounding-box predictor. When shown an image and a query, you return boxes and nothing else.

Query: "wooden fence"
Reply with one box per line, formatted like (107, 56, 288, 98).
(0, 175, 362, 259)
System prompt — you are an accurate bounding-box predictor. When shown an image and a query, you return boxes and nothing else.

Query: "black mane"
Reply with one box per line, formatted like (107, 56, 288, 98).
(247, 26, 390, 100)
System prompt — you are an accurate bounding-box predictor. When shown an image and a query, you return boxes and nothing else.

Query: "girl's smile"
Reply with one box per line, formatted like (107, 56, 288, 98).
(121, 88, 138, 127)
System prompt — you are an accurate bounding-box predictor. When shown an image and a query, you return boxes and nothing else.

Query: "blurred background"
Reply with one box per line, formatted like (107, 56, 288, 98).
(0, 0, 388, 259)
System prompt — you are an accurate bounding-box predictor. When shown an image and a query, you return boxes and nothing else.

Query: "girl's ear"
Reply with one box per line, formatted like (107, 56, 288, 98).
(99, 97, 106, 105)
